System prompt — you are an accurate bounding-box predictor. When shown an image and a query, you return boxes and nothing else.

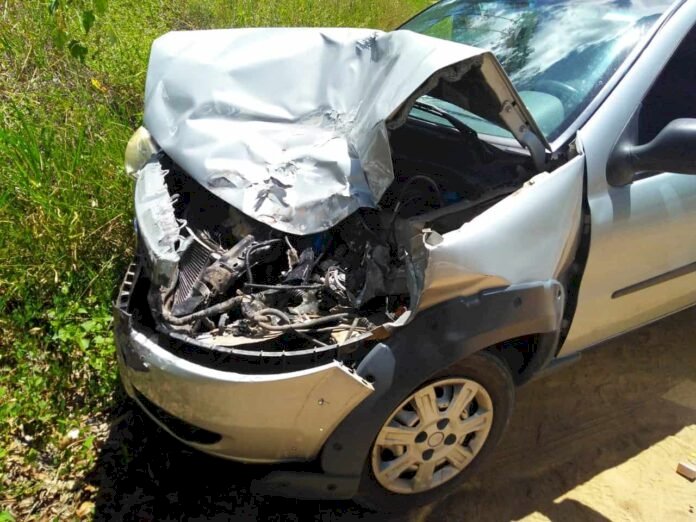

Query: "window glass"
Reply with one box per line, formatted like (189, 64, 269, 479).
(639, 28, 696, 143)
(402, 0, 672, 140)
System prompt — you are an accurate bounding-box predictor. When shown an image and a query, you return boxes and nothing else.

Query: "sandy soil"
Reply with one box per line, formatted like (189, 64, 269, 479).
(87, 307, 696, 521)
(419, 306, 696, 522)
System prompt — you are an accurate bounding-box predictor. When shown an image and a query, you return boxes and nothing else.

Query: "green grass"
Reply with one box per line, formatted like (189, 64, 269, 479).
(0, 0, 430, 519)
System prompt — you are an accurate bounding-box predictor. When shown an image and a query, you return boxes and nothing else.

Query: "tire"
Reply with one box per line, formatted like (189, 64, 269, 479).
(355, 350, 515, 511)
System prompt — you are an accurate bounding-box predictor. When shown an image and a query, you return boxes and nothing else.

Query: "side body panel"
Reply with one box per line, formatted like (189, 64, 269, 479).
(561, 2, 696, 355)
(421, 155, 585, 310)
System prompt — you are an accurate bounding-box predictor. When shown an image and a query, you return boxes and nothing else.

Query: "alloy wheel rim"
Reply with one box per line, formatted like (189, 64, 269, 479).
(371, 377, 494, 494)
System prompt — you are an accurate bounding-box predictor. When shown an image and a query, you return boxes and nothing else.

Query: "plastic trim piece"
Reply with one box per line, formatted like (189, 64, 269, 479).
(612, 260, 696, 299)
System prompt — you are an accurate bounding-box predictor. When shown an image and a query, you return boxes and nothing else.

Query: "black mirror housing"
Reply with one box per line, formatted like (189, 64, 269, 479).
(608, 118, 696, 187)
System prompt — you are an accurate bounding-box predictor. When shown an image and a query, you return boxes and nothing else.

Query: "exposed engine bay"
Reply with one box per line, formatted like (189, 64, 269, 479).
(150, 156, 410, 349)
(141, 116, 536, 352)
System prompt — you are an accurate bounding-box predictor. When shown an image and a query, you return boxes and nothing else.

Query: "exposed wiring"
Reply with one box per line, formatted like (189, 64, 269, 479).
(163, 295, 244, 325)
(388, 174, 444, 233)
(244, 283, 323, 290)
(253, 309, 350, 331)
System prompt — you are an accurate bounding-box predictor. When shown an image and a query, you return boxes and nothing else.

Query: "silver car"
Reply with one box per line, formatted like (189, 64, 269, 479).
(115, 0, 696, 510)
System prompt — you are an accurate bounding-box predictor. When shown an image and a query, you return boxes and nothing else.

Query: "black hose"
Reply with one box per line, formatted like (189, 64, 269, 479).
(357, 212, 385, 244)
(255, 308, 329, 346)
(254, 311, 350, 332)
(395, 175, 444, 209)
(389, 174, 444, 232)
(244, 283, 322, 290)
(163, 295, 244, 325)
(254, 307, 292, 324)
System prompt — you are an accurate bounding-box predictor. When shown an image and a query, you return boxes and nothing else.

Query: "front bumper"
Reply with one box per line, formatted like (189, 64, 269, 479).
(114, 263, 374, 463)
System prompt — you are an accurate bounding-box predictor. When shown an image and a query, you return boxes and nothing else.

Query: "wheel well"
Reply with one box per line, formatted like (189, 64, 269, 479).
(488, 334, 547, 385)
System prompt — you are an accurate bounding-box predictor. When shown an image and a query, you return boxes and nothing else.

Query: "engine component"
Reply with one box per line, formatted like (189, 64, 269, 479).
(250, 309, 350, 332)
(284, 247, 315, 283)
(173, 239, 212, 310)
(172, 235, 255, 316)
(163, 295, 244, 326)
(152, 195, 413, 349)
(287, 289, 320, 316)
(325, 265, 348, 304)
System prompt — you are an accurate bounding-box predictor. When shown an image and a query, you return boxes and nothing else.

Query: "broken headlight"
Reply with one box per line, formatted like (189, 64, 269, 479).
(125, 126, 159, 178)
(134, 162, 180, 287)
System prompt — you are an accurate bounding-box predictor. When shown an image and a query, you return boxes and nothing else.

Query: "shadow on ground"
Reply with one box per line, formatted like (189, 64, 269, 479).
(85, 390, 375, 521)
(86, 307, 696, 521)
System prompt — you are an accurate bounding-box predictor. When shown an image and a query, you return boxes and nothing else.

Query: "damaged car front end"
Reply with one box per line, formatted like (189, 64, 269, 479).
(115, 26, 583, 504)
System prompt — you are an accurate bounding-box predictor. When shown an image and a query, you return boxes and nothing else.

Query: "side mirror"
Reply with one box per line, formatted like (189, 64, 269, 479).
(608, 118, 696, 187)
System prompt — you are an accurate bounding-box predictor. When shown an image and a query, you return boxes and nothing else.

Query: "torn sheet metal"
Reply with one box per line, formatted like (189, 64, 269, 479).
(143, 28, 547, 235)
(420, 155, 585, 309)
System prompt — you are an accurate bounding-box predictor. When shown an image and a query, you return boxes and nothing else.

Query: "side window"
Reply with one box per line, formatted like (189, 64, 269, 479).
(639, 27, 696, 144)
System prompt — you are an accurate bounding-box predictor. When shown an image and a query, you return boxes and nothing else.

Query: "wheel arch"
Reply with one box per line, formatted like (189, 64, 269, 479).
(320, 279, 565, 479)
(489, 331, 561, 386)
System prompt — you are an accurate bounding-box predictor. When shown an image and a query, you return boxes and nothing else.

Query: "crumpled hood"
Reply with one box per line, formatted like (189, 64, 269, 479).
(144, 28, 545, 235)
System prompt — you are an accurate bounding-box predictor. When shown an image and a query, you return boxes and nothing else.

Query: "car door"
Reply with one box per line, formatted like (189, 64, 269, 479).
(561, 2, 696, 355)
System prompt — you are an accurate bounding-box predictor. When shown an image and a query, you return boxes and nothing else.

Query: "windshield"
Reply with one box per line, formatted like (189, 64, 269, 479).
(402, 0, 673, 141)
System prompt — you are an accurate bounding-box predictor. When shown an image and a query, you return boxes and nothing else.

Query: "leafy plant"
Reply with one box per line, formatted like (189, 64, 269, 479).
(0, 511, 16, 522)
(47, 0, 109, 62)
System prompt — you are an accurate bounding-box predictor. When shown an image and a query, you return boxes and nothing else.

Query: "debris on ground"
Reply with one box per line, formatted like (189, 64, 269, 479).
(677, 457, 696, 481)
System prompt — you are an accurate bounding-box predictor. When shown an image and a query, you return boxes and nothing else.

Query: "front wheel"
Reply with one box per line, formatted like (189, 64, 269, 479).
(356, 350, 514, 511)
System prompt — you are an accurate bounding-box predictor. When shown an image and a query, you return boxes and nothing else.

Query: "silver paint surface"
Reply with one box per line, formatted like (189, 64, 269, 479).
(561, 0, 696, 354)
(143, 28, 546, 234)
(421, 156, 584, 309)
(119, 329, 374, 462)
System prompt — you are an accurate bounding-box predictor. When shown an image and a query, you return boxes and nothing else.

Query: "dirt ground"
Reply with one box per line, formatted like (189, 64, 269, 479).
(88, 307, 696, 521)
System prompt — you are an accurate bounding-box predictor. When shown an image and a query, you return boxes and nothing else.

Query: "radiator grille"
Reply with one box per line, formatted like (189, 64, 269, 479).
(174, 241, 211, 306)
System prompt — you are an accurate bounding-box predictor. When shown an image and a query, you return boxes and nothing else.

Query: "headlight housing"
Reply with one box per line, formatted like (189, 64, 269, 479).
(124, 126, 159, 178)
(134, 161, 180, 287)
